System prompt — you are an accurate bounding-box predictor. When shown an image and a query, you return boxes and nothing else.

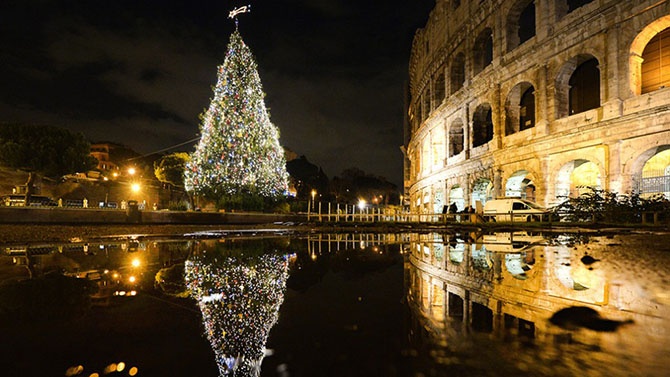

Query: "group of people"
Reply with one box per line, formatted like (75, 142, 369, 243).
(442, 203, 476, 214)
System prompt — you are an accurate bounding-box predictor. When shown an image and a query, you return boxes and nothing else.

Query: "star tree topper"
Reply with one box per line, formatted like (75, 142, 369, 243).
(229, 5, 251, 26)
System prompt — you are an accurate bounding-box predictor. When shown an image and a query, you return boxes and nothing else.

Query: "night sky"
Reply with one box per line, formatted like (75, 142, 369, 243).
(0, 1, 434, 186)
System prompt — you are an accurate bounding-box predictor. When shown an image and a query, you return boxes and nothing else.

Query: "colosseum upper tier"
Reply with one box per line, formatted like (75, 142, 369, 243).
(404, 0, 670, 213)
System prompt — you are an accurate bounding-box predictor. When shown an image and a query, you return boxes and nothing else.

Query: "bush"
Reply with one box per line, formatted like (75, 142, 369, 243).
(553, 186, 670, 223)
(216, 192, 288, 213)
(168, 201, 189, 211)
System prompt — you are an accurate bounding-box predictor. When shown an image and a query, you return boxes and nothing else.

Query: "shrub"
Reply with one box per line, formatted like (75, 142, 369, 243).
(553, 186, 670, 223)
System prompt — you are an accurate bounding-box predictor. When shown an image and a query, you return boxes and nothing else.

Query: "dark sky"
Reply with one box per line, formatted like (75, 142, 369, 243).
(0, 0, 434, 186)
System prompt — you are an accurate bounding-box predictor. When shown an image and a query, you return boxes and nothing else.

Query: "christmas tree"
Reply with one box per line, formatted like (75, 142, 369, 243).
(184, 239, 291, 376)
(184, 27, 289, 200)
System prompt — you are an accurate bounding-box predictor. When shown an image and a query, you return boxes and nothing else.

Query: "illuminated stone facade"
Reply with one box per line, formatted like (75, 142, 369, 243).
(405, 0, 670, 213)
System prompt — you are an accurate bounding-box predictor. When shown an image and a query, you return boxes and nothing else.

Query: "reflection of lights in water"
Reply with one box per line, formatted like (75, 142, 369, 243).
(505, 254, 531, 279)
(185, 250, 290, 376)
(114, 290, 137, 296)
(472, 248, 492, 270)
(449, 242, 465, 264)
(433, 243, 444, 261)
(65, 362, 137, 377)
(556, 247, 589, 290)
(132, 258, 140, 267)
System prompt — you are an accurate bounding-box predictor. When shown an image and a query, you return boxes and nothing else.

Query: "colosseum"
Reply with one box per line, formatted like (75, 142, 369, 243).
(403, 0, 670, 213)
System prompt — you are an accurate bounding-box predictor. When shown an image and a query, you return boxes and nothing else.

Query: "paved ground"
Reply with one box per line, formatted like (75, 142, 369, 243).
(2, 221, 669, 246)
(0, 224, 290, 244)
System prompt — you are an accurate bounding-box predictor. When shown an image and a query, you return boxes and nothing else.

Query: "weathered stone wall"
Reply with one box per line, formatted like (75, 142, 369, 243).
(406, 0, 670, 211)
(0, 207, 304, 225)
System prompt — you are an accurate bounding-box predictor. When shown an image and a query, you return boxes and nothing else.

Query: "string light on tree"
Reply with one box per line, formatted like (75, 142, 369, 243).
(184, 7, 289, 200)
(184, 240, 290, 376)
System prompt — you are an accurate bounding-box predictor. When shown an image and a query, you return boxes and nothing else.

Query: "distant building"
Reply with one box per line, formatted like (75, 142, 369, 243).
(90, 143, 119, 173)
(89, 142, 140, 176)
(404, 0, 670, 213)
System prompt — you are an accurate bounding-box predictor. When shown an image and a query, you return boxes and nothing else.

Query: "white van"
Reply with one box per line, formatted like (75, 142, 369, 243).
(483, 199, 548, 222)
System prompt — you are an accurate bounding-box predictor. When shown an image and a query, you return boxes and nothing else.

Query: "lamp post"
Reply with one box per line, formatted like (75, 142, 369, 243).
(311, 189, 317, 213)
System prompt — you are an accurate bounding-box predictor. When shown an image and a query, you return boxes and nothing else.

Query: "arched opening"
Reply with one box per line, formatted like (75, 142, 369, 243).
(507, 0, 536, 51)
(555, 54, 600, 118)
(569, 58, 600, 115)
(433, 188, 444, 214)
(471, 178, 493, 212)
(638, 148, 670, 198)
(433, 70, 446, 107)
(630, 16, 670, 95)
(556, 0, 594, 19)
(505, 82, 535, 135)
(473, 28, 494, 75)
(641, 27, 670, 94)
(450, 53, 466, 94)
(422, 88, 431, 120)
(472, 104, 493, 148)
(505, 170, 537, 201)
(449, 185, 465, 212)
(555, 159, 601, 200)
(422, 191, 431, 213)
(449, 118, 464, 157)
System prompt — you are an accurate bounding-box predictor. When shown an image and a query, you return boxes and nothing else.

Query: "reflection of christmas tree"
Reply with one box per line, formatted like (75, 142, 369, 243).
(184, 27, 289, 199)
(184, 241, 290, 376)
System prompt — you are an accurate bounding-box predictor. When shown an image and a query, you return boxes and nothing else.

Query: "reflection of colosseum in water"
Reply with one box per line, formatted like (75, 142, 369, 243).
(405, 232, 670, 374)
(404, 0, 670, 212)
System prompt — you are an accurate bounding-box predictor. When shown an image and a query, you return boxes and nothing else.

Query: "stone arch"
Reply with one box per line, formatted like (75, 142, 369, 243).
(433, 185, 445, 214)
(506, 0, 535, 52)
(433, 68, 446, 108)
(473, 28, 494, 76)
(504, 170, 537, 202)
(450, 52, 466, 94)
(555, 159, 602, 200)
(449, 118, 464, 157)
(472, 103, 493, 148)
(448, 185, 465, 212)
(471, 178, 493, 211)
(630, 15, 670, 95)
(504, 82, 535, 135)
(555, 54, 601, 118)
(629, 146, 670, 198)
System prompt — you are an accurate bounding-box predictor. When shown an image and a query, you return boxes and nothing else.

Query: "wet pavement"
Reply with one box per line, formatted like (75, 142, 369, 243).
(0, 231, 669, 376)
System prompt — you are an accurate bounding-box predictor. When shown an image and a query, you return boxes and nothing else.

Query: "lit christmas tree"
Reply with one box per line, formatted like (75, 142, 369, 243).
(184, 239, 291, 376)
(185, 22, 289, 200)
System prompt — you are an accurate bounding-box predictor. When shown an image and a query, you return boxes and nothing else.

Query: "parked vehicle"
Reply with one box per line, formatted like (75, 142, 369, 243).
(483, 199, 549, 222)
(1, 194, 57, 207)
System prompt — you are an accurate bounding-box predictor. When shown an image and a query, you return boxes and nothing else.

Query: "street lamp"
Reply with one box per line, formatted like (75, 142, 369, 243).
(358, 199, 366, 211)
(311, 189, 317, 213)
(131, 182, 141, 193)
